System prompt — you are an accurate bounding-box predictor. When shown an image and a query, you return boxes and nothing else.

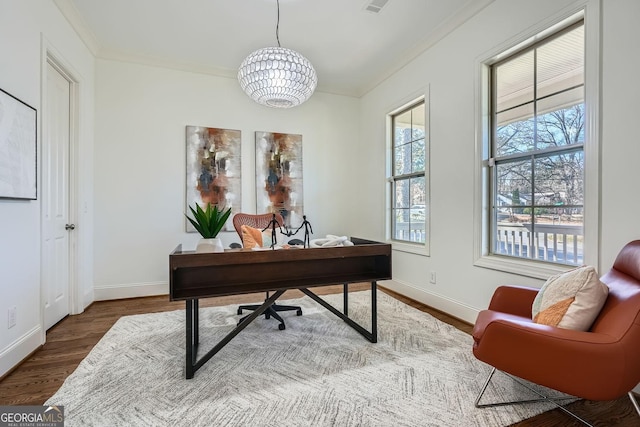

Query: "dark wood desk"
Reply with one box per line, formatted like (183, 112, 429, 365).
(169, 237, 392, 379)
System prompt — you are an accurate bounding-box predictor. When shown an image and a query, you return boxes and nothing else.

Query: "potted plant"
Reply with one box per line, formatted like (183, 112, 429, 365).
(185, 202, 232, 253)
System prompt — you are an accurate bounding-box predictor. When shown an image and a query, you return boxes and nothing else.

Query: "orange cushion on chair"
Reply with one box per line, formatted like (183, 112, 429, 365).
(241, 225, 263, 248)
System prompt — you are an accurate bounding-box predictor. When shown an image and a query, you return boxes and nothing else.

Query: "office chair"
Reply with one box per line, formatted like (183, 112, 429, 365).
(233, 212, 303, 330)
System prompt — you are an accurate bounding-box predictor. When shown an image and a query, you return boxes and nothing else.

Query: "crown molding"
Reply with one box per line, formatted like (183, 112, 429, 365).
(98, 47, 238, 79)
(54, 0, 101, 56)
(358, 0, 495, 97)
(97, 48, 358, 97)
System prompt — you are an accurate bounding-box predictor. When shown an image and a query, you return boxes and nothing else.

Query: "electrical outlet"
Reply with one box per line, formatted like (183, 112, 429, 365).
(8, 306, 16, 329)
(430, 272, 437, 284)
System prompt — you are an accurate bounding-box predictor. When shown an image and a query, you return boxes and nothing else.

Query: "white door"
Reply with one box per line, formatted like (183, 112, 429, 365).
(43, 62, 71, 330)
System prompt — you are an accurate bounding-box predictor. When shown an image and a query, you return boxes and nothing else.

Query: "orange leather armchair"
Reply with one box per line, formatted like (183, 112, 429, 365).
(232, 213, 303, 330)
(472, 240, 640, 424)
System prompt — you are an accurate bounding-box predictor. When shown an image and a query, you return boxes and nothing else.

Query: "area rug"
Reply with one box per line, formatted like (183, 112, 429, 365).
(46, 291, 561, 426)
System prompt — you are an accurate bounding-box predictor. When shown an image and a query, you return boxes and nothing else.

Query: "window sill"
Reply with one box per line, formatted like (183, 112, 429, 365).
(391, 240, 429, 257)
(474, 254, 574, 280)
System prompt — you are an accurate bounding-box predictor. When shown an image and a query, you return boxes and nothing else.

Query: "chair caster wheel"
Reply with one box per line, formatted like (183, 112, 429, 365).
(237, 309, 243, 315)
(296, 309, 303, 316)
(278, 323, 286, 331)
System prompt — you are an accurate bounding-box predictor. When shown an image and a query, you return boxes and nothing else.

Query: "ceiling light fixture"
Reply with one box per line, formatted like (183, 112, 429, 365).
(237, 0, 317, 108)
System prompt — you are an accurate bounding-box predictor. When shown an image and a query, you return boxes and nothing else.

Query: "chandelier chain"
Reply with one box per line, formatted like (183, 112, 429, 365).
(276, 0, 281, 47)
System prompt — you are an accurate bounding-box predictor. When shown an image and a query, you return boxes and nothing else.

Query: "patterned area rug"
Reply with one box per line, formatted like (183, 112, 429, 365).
(46, 291, 560, 426)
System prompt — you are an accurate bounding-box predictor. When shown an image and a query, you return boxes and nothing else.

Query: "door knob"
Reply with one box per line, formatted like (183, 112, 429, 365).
(65, 224, 76, 230)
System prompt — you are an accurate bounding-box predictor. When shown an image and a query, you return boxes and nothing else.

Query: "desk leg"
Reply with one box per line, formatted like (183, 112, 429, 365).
(343, 283, 349, 316)
(371, 281, 377, 343)
(194, 299, 199, 347)
(186, 290, 286, 379)
(185, 299, 198, 379)
(301, 282, 377, 343)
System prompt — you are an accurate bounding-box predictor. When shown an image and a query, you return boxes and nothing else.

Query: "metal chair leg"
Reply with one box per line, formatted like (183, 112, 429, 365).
(629, 391, 640, 417)
(475, 367, 592, 426)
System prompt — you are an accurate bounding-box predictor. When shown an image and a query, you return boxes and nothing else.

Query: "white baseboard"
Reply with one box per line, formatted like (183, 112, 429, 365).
(379, 279, 480, 324)
(0, 325, 42, 378)
(93, 281, 168, 301)
(83, 288, 94, 309)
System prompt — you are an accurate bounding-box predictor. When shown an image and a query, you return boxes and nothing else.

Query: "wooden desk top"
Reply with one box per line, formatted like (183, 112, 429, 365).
(169, 237, 391, 300)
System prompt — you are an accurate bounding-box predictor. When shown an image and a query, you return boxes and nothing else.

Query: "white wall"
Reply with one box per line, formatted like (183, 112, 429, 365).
(599, 0, 640, 270)
(356, 0, 640, 322)
(93, 60, 360, 299)
(0, 0, 95, 377)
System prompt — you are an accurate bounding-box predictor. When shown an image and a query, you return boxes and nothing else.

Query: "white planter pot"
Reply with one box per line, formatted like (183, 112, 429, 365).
(196, 237, 224, 253)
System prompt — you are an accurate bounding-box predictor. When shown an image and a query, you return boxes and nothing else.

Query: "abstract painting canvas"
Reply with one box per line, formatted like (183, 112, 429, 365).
(255, 131, 303, 230)
(0, 88, 37, 200)
(186, 126, 241, 232)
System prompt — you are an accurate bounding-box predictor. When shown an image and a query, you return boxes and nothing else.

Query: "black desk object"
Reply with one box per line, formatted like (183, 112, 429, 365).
(169, 237, 392, 379)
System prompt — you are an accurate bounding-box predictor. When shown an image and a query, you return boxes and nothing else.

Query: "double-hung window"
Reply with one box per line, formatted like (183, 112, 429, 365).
(390, 100, 426, 245)
(487, 21, 585, 266)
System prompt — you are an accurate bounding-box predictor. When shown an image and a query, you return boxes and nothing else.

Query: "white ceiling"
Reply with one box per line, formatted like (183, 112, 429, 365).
(55, 0, 494, 97)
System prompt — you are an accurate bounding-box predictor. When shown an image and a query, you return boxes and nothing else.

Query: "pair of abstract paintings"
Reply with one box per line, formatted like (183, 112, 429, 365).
(185, 126, 303, 233)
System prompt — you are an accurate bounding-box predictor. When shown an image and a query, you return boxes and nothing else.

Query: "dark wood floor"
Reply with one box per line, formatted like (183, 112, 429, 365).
(0, 285, 637, 426)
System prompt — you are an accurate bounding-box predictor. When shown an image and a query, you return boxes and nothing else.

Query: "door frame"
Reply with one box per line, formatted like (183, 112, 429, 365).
(40, 37, 81, 340)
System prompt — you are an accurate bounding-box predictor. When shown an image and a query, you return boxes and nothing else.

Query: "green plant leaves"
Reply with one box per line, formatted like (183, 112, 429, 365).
(185, 203, 232, 238)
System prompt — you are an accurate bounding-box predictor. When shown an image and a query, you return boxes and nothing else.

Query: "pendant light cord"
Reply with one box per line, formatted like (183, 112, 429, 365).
(276, 0, 281, 47)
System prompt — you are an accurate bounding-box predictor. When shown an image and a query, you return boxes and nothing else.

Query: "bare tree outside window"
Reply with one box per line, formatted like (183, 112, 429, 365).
(490, 22, 585, 265)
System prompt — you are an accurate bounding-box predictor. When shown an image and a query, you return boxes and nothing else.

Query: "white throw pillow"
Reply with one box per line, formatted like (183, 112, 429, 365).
(532, 265, 609, 331)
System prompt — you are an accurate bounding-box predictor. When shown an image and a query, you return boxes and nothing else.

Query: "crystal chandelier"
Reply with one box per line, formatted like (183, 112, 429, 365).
(237, 0, 317, 108)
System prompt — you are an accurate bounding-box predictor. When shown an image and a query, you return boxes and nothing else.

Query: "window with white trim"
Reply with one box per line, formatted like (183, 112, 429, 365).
(487, 21, 585, 265)
(390, 100, 426, 244)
